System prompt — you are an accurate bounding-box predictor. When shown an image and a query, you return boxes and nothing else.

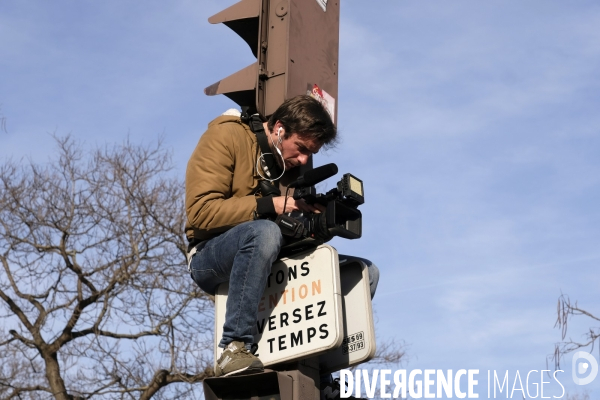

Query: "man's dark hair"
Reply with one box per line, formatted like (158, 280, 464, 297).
(267, 95, 337, 148)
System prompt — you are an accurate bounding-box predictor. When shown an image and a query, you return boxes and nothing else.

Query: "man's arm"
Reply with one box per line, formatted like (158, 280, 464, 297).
(272, 196, 323, 214)
(185, 123, 257, 234)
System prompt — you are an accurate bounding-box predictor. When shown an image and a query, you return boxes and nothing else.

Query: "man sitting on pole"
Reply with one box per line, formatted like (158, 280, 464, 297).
(185, 95, 378, 381)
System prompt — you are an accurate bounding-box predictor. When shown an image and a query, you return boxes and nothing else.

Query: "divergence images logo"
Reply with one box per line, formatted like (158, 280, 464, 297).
(572, 351, 598, 386)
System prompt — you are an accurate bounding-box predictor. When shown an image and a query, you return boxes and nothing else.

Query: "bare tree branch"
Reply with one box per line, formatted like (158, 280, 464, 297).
(0, 136, 214, 398)
(550, 293, 600, 370)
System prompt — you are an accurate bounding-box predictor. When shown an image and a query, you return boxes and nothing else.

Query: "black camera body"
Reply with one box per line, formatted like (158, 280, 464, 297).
(272, 164, 364, 252)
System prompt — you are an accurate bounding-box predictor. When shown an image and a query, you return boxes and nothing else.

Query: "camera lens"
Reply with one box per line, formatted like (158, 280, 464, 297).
(310, 212, 332, 241)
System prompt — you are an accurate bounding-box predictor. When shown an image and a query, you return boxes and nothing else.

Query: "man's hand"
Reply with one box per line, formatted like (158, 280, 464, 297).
(272, 196, 325, 214)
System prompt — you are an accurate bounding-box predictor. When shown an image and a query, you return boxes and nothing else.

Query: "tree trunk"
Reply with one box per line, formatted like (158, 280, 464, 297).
(43, 352, 71, 400)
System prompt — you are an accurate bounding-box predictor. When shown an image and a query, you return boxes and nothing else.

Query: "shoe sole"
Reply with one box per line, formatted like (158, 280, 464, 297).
(222, 365, 264, 377)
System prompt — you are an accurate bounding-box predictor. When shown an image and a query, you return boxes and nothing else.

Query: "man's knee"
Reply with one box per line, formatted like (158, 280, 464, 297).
(340, 255, 380, 299)
(366, 261, 380, 299)
(245, 220, 283, 256)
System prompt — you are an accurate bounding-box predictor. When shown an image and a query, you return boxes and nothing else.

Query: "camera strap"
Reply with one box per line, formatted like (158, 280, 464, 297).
(243, 110, 283, 180)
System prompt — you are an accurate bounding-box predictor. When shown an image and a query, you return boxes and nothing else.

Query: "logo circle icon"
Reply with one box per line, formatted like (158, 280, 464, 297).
(572, 351, 598, 385)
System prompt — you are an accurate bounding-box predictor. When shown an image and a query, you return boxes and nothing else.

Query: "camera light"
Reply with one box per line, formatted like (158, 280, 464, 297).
(348, 175, 363, 197)
(340, 173, 364, 206)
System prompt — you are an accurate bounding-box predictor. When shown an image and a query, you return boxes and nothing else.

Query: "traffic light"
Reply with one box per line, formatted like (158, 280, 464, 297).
(205, 0, 340, 123)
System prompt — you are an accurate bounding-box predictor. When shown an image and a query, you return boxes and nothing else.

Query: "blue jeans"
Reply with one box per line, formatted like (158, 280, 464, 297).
(190, 220, 283, 348)
(189, 220, 380, 348)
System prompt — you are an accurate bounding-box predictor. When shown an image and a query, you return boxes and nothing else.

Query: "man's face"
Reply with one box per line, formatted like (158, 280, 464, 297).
(278, 133, 321, 169)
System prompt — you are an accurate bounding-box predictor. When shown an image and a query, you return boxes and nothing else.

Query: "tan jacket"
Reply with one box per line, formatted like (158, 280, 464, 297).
(185, 115, 262, 242)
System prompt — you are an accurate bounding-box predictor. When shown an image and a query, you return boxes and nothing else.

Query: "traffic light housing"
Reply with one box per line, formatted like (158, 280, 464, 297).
(205, 0, 339, 123)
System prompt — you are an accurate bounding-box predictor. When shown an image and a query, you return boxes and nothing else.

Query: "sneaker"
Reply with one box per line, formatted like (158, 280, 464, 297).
(321, 378, 366, 400)
(215, 341, 264, 377)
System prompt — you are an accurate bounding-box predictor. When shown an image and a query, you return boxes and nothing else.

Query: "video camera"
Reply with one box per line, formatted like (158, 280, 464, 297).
(272, 163, 364, 251)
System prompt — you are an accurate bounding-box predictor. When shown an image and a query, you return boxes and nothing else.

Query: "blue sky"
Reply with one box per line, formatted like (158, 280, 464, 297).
(1, 0, 599, 397)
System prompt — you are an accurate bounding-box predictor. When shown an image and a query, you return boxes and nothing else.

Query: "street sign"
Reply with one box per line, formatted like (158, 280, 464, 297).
(318, 256, 376, 373)
(215, 245, 344, 366)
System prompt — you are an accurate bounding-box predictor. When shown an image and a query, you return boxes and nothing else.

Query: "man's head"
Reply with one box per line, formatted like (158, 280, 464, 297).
(266, 95, 337, 169)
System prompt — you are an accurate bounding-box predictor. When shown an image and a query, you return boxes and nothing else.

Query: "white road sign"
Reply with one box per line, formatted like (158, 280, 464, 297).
(215, 245, 343, 367)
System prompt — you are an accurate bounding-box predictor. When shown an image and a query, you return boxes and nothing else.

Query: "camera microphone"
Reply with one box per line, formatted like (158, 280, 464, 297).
(288, 163, 338, 188)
